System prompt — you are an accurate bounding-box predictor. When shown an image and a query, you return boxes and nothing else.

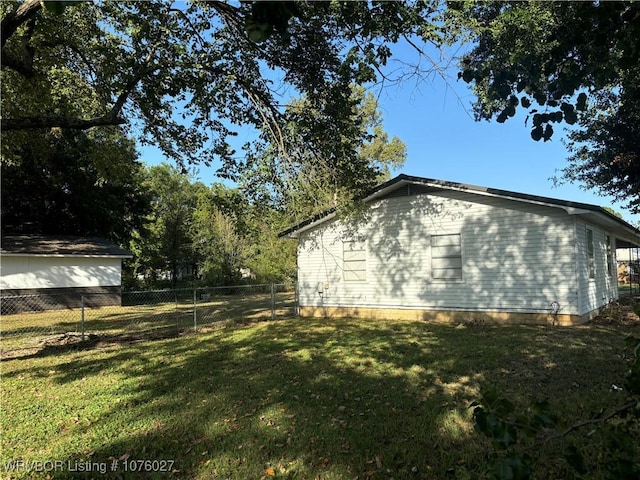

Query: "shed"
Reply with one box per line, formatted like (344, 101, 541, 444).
(0, 235, 133, 310)
(281, 175, 640, 325)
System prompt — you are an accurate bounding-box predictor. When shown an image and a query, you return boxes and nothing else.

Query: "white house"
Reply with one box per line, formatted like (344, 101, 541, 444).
(0, 235, 133, 310)
(281, 175, 640, 325)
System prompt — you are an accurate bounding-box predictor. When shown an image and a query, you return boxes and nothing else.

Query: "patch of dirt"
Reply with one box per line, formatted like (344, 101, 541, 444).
(0, 318, 272, 360)
(591, 296, 640, 327)
(0, 329, 185, 360)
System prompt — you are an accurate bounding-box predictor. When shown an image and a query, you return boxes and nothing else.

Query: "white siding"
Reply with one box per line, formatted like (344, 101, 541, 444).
(576, 221, 618, 314)
(298, 191, 580, 316)
(0, 256, 122, 290)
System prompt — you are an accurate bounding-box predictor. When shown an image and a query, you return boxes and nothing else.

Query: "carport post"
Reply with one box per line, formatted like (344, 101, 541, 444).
(81, 296, 85, 341)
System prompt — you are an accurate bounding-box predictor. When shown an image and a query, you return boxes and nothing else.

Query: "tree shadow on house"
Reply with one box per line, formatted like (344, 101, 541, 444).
(367, 190, 578, 323)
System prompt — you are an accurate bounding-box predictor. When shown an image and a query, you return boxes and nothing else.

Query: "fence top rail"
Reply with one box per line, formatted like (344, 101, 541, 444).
(1, 293, 82, 301)
(122, 284, 295, 295)
(0, 283, 298, 301)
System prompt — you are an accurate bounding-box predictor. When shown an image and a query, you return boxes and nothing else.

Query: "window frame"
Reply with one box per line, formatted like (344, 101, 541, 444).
(605, 234, 614, 278)
(431, 233, 463, 281)
(586, 227, 595, 280)
(343, 240, 367, 282)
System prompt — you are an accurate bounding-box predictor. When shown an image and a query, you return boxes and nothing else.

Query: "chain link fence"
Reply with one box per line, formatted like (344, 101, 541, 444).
(0, 284, 297, 354)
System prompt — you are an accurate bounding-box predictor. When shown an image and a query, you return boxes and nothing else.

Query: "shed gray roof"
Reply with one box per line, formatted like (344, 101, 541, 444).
(0, 235, 133, 258)
(280, 174, 640, 248)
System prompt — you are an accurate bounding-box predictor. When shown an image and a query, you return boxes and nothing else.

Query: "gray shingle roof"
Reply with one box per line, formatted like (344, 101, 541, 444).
(0, 235, 133, 257)
(279, 174, 640, 248)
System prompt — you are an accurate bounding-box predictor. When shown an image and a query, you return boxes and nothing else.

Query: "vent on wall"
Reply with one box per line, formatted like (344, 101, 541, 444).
(382, 183, 442, 199)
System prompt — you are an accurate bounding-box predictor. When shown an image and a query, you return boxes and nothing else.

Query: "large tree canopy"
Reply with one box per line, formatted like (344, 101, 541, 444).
(241, 85, 407, 220)
(0, 127, 150, 244)
(1, 0, 443, 195)
(4, 0, 637, 213)
(454, 1, 640, 211)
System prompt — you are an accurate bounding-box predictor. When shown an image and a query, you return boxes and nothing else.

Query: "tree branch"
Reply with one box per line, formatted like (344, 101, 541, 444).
(1, 0, 41, 49)
(1, 52, 36, 77)
(2, 41, 161, 132)
(536, 400, 638, 447)
(206, 1, 243, 26)
(169, 8, 207, 47)
(1, 114, 126, 131)
(2, 7, 39, 78)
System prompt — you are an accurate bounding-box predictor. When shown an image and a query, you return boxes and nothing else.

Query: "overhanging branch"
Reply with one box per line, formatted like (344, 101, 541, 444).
(1, 114, 126, 131)
(1, 0, 41, 49)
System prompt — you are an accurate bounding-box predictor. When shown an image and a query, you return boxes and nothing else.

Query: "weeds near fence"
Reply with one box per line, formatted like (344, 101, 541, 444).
(0, 284, 296, 355)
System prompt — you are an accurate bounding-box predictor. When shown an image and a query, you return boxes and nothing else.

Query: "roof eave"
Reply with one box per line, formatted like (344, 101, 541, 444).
(278, 174, 640, 243)
(1, 252, 134, 259)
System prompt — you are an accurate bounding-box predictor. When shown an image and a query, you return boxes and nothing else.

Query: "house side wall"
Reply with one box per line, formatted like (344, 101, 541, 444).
(297, 192, 579, 321)
(575, 221, 618, 316)
(0, 256, 123, 290)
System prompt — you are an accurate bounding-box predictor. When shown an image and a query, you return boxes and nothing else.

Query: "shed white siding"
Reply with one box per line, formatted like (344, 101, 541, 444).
(298, 191, 580, 316)
(0, 256, 123, 290)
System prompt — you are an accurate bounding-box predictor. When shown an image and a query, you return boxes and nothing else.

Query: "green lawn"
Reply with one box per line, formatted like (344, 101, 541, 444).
(1, 318, 638, 479)
(0, 292, 295, 352)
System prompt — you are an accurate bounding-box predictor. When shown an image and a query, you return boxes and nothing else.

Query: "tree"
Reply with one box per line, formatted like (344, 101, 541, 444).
(1, 0, 443, 198)
(191, 184, 254, 285)
(242, 85, 407, 223)
(0, 127, 149, 244)
(602, 207, 624, 220)
(561, 75, 640, 213)
(134, 164, 200, 287)
(452, 1, 640, 211)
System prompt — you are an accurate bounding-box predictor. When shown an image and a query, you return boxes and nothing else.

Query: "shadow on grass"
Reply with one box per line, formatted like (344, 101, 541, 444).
(2, 319, 634, 479)
(0, 295, 296, 354)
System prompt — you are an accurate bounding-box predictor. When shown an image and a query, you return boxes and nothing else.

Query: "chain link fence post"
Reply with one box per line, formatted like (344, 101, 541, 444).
(193, 288, 197, 332)
(270, 283, 276, 321)
(80, 295, 85, 341)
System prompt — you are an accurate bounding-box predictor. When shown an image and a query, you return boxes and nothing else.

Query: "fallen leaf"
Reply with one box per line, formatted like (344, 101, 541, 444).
(265, 467, 276, 476)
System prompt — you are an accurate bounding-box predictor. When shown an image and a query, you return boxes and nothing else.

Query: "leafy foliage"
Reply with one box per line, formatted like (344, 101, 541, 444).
(453, 1, 640, 211)
(470, 336, 640, 479)
(242, 85, 407, 222)
(561, 74, 640, 212)
(1, 0, 440, 198)
(131, 164, 200, 287)
(0, 128, 149, 244)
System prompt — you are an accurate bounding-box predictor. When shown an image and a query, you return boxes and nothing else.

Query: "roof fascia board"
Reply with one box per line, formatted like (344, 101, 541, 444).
(280, 174, 640, 242)
(281, 211, 338, 238)
(1, 253, 133, 259)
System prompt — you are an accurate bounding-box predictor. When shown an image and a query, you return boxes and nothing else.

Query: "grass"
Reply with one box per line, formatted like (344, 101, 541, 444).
(0, 292, 296, 352)
(618, 283, 639, 296)
(1, 318, 638, 479)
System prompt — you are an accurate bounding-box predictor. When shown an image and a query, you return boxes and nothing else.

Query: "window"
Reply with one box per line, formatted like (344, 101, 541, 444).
(606, 235, 614, 277)
(431, 234, 462, 280)
(587, 228, 595, 279)
(343, 241, 366, 282)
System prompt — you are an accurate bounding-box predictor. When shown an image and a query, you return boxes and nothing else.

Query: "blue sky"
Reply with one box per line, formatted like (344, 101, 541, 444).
(140, 40, 638, 225)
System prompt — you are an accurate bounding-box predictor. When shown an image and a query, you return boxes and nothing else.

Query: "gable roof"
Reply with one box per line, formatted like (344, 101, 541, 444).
(280, 174, 640, 248)
(0, 235, 133, 258)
